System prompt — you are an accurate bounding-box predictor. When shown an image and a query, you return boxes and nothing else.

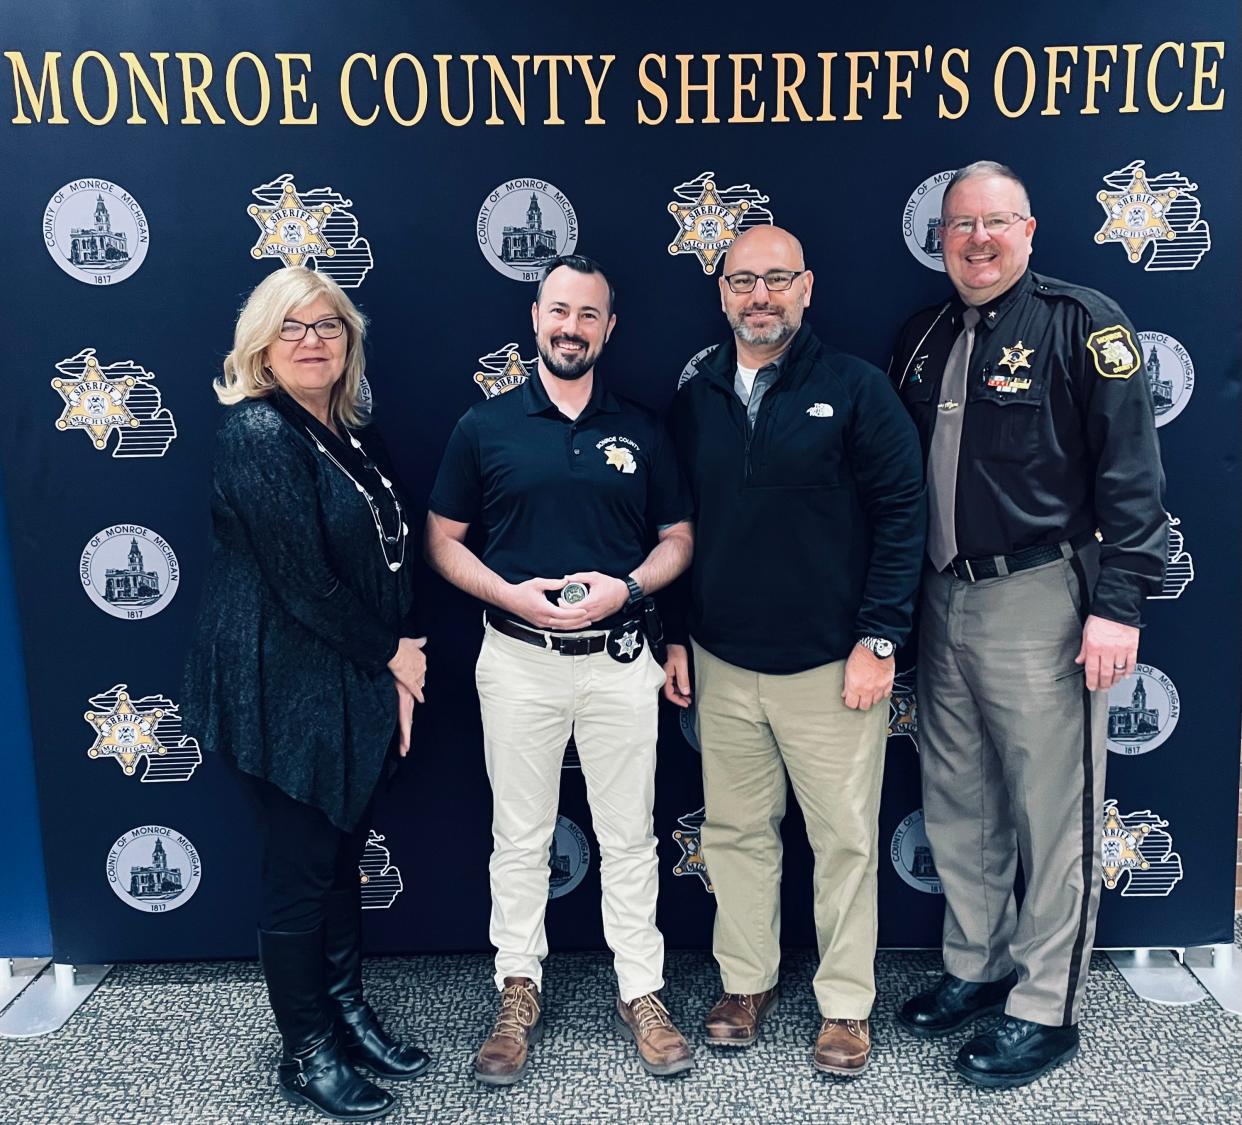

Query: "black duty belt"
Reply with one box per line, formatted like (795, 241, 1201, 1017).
(486, 611, 607, 655)
(945, 530, 1096, 583)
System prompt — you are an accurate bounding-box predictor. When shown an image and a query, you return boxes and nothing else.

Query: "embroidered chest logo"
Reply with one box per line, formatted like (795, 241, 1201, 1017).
(597, 435, 640, 474)
(806, 403, 834, 418)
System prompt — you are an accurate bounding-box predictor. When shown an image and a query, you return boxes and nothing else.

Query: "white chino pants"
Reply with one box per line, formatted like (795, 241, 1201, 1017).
(475, 622, 667, 1001)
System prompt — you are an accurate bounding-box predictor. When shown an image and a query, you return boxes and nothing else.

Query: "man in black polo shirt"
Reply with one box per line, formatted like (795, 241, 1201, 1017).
(425, 255, 695, 1085)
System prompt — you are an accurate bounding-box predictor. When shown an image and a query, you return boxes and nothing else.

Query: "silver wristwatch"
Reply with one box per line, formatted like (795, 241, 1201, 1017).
(857, 635, 895, 659)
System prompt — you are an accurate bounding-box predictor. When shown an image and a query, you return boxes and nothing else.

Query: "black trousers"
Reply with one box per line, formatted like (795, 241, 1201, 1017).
(247, 775, 374, 932)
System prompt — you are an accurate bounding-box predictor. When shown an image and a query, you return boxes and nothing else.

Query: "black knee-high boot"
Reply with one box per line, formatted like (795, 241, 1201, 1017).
(322, 889, 432, 1080)
(258, 927, 396, 1120)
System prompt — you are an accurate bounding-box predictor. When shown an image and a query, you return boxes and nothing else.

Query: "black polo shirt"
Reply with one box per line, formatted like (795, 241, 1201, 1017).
(429, 370, 692, 625)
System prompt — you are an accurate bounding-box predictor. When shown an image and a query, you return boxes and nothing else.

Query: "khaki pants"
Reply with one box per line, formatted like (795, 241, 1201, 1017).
(694, 641, 888, 1019)
(918, 556, 1108, 1026)
(475, 623, 667, 1002)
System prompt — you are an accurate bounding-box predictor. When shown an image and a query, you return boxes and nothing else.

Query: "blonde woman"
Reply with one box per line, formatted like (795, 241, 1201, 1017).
(183, 267, 429, 1121)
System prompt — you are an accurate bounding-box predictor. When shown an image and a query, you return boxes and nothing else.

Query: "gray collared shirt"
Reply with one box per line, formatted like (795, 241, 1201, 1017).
(734, 345, 789, 430)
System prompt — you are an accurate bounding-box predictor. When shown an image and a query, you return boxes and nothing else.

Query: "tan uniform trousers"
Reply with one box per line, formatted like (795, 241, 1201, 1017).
(918, 556, 1108, 1027)
(475, 622, 668, 1002)
(694, 641, 888, 1019)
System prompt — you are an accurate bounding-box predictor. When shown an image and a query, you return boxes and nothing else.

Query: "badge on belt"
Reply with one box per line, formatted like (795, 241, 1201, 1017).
(606, 624, 644, 663)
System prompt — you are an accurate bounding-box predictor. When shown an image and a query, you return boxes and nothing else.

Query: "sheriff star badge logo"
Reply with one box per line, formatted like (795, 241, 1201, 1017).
(52, 353, 138, 449)
(1094, 166, 1177, 264)
(85, 690, 166, 776)
(249, 180, 335, 267)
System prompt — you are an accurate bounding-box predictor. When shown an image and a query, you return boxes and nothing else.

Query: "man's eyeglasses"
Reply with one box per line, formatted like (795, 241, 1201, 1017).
(721, 269, 806, 294)
(278, 316, 346, 342)
(940, 212, 1029, 238)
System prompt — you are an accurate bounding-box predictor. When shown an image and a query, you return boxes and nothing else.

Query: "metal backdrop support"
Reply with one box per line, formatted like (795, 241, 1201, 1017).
(1184, 943, 1242, 1016)
(0, 962, 111, 1038)
(1106, 948, 1209, 1006)
(0, 957, 50, 1015)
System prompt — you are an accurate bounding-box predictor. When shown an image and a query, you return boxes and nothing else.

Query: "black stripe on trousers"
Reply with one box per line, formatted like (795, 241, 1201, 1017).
(1063, 553, 1094, 1026)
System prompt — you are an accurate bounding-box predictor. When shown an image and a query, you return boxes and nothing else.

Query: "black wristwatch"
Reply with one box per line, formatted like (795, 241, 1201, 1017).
(624, 574, 644, 608)
(857, 635, 895, 659)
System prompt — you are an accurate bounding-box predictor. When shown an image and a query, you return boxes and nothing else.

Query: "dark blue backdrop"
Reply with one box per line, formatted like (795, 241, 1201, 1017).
(0, 2, 1237, 964)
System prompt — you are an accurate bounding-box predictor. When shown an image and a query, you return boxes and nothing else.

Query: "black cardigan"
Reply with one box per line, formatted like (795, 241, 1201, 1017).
(182, 396, 414, 830)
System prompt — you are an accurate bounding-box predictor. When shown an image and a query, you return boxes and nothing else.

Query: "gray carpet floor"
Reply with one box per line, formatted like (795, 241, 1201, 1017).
(2, 923, 1241, 1125)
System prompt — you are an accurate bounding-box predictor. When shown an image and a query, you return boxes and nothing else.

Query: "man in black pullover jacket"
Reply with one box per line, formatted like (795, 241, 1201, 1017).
(663, 225, 925, 1075)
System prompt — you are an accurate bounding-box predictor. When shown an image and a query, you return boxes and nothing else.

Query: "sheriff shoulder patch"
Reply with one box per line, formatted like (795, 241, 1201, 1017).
(1087, 324, 1142, 379)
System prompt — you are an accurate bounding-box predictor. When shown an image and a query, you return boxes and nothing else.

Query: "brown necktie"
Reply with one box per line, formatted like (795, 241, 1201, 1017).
(926, 306, 980, 571)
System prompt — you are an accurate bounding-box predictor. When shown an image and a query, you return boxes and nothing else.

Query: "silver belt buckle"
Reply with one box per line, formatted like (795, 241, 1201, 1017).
(964, 558, 976, 582)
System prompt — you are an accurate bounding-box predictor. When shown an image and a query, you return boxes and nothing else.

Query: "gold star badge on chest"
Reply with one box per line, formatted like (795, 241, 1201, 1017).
(998, 340, 1034, 375)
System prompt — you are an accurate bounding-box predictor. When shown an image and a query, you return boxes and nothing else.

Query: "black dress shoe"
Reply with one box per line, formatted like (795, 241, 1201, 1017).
(897, 971, 1017, 1037)
(955, 1016, 1079, 1089)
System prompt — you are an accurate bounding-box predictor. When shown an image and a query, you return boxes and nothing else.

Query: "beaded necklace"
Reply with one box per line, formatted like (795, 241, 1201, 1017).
(304, 427, 408, 573)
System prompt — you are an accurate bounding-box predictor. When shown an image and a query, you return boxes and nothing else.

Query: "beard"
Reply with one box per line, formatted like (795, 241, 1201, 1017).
(729, 305, 797, 346)
(538, 334, 602, 380)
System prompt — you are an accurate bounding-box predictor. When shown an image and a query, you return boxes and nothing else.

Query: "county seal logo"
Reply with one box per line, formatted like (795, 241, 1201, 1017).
(667, 172, 773, 274)
(1151, 515, 1194, 600)
(80, 525, 179, 620)
(902, 169, 956, 272)
(548, 815, 590, 899)
(359, 831, 404, 909)
(52, 349, 177, 457)
(477, 179, 578, 282)
(83, 684, 201, 782)
(1138, 332, 1195, 428)
(890, 809, 941, 894)
(1101, 800, 1183, 896)
(1106, 663, 1180, 756)
(248, 174, 374, 287)
(677, 344, 718, 390)
(106, 826, 201, 913)
(671, 807, 713, 893)
(473, 343, 536, 398)
(1094, 160, 1211, 271)
(43, 179, 149, 285)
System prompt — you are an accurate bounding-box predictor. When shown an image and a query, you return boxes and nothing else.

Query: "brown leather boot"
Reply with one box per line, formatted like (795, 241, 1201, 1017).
(473, 977, 542, 1086)
(814, 1017, 870, 1076)
(703, 988, 779, 1047)
(615, 993, 694, 1077)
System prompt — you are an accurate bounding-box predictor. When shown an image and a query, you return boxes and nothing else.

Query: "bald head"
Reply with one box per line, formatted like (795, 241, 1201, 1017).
(723, 225, 806, 274)
(719, 224, 813, 356)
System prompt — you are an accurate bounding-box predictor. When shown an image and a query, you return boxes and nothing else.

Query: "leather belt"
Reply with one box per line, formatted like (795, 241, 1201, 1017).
(945, 530, 1096, 583)
(485, 611, 608, 655)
